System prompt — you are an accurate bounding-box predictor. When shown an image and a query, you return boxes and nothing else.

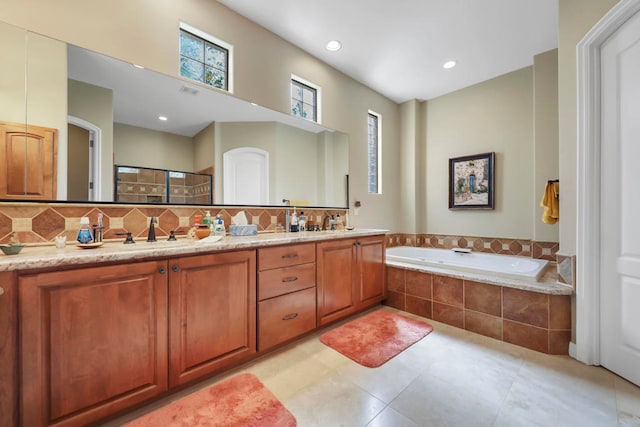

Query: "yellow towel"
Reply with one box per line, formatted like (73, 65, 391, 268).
(540, 181, 559, 224)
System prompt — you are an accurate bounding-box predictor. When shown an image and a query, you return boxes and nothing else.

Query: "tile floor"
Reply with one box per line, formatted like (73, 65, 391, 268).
(107, 307, 640, 427)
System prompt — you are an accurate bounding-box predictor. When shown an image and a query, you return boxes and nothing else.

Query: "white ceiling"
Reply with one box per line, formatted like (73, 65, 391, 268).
(217, 0, 559, 103)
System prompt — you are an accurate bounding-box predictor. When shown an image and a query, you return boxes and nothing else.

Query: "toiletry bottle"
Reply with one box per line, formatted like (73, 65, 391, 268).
(291, 208, 298, 232)
(204, 211, 212, 231)
(77, 216, 93, 244)
(299, 211, 306, 231)
(214, 214, 225, 236)
(335, 213, 343, 230)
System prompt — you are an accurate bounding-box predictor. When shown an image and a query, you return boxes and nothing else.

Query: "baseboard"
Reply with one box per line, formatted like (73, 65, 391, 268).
(568, 341, 577, 359)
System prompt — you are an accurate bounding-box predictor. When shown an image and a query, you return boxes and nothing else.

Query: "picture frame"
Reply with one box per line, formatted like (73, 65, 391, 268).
(448, 152, 495, 210)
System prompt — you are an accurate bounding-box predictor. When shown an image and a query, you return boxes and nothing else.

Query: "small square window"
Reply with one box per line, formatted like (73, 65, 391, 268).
(179, 23, 233, 92)
(291, 75, 321, 123)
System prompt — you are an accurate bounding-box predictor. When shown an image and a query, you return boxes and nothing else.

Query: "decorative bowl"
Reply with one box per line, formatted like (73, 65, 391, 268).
(194, 226, 211, 240)
(0, 243, 25, 255)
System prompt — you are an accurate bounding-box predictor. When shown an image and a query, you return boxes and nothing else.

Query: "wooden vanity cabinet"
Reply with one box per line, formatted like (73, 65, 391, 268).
(168, 250, 256, 387)
(317, 235, 386, 325)
(257, 243, 317, 351)
(0, 271, 18, 427)
(19, 260, 168, 427)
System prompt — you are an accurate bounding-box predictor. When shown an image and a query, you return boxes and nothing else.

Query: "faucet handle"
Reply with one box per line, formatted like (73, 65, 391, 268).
(168, 229, 184, 241)
(115, 231, 135, 244)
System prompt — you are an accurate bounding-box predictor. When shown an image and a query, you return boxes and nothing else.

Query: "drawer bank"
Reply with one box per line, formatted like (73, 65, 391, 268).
(0, 229, 386, 427)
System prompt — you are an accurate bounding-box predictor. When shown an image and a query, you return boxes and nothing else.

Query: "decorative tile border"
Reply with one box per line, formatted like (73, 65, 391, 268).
(386, 233, 559, 260)
(0, 202, 346, 245)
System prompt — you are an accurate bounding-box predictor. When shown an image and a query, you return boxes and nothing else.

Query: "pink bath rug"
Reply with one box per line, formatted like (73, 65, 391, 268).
(124, 373, 296, 427)
(320, 309, 433, 368)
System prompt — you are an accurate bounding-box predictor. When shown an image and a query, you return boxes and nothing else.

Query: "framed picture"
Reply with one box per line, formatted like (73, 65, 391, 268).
(448, 152, 495, 209)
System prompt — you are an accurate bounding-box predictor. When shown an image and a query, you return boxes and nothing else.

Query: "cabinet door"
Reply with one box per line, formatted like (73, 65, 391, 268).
(168, 250, 256, 387)
(19, 261, 168, 427)
(0, 121, 57, 200)
(357, 235, 387, 308)
(0, 271, 18, 427)
(317, 238, 357, 325)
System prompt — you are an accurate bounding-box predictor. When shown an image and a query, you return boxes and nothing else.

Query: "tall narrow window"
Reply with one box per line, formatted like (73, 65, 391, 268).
(367, 111, 381, 194)
(291, 75, 321, 123)
(179, 23, 233, 92)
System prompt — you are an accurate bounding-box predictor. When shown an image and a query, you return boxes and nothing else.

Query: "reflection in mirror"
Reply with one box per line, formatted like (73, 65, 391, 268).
(114, 165, 213, 204)
(3, 24, 349, 208)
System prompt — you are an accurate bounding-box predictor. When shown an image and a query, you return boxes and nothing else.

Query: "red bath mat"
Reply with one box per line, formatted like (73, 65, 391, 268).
(124, 373, 296, 427)
(320, 309, 433, 368)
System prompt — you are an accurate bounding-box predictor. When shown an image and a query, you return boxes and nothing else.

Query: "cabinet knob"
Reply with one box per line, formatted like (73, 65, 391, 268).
(282, 313, 299, 321)
(172, 265, 180, 272)
(159, 267, 166, 274)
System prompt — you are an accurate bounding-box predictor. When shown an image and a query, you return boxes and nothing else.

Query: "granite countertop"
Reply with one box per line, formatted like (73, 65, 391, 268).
(0, 229, 388, 273)
(386, 259, 573, 295)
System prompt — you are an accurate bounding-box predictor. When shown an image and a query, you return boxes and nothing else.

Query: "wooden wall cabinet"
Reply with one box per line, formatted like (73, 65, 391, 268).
(0, 121, 57, 200)
(168, 250, 256, 387)
(19, 261, 168, 427)
(317, 235, 386, 325)
(257, 243, 317, 351)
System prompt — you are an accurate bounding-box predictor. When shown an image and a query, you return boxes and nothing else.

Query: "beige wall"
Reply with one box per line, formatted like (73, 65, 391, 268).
(424, 67, 534, 239)
(0, 0, 401, 230)
(558, 0, 618, 254)
(113, 123, 195, 172)
(67, 79, 114, 200)
(193, 122, 215, 173)
(0, 22, 26, 124)
(533, 49, 560, 242)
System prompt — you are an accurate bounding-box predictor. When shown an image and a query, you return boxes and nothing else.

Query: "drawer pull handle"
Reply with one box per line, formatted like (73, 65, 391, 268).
(282, 313, 299, 321)
(281, 253, 298, 259)
(282, 276, 298, 283)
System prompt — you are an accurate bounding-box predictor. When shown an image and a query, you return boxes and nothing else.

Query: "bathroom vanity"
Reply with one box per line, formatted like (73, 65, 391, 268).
(0, 229, 386, 427)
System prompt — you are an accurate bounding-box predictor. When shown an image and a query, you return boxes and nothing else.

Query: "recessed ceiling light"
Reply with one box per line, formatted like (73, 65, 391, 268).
(326, 40, 342, 52)
(133, 64, 145, 69)
(443, 60, 457, 69)
(158, 116, 168, 121)
(250, 102, 258, 107)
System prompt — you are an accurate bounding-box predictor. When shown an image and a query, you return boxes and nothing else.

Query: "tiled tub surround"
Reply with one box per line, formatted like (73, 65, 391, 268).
(385, 232, 574, 287)
(384, 262, 572, 355)
(386, 232, 559, 261)
(0, 202, 347, 245)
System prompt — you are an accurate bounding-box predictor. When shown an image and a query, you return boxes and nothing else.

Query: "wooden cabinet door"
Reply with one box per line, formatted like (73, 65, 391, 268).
(357, 235, 386, 308)
(0, 271, 18, 427)
(19, 261, 168, 427)
(0, 121, 57, 200)
(168, 250, 256, 387)
(317, 238, 357, 325)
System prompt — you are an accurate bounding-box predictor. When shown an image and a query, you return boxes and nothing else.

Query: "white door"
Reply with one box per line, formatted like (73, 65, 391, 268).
(223, 147, 269, 205)
(600, 8, 640, 386)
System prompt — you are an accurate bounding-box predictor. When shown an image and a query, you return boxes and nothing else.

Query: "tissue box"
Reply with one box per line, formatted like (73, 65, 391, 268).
(229, 224, 258, 236)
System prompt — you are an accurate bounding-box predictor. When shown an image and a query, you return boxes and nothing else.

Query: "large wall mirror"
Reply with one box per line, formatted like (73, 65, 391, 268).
(0, 20, 349, 208)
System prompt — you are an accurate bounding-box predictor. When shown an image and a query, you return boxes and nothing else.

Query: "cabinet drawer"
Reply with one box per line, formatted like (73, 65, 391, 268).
(258, 263, 315, 300)
(258, 287, 317, 351)
(258, 243, 315, 271)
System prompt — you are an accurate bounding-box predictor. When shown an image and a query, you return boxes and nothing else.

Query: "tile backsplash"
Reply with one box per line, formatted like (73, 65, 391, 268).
(386, 232, 559, 261)
(0, 202, 346, 245)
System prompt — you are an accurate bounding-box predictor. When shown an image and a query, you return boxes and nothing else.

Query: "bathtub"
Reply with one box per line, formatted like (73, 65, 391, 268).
(386, 246, 548, 282)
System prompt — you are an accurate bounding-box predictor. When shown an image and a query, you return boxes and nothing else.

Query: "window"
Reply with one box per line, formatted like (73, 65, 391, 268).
(367, 111, 381, 194)
(291, 75, 321, 123)
(179, 23, 233, 92)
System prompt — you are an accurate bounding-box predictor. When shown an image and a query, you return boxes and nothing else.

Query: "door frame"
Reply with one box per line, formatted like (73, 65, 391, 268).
(68, 116, 102, 201)
(576, 0, 640, 365)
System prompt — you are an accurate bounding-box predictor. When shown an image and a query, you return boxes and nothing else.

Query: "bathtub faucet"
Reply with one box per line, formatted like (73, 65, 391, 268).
(451, 248, 472, 254)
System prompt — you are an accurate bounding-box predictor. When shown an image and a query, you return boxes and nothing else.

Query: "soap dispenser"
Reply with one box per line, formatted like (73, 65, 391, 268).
(214, 214, 226, 236)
